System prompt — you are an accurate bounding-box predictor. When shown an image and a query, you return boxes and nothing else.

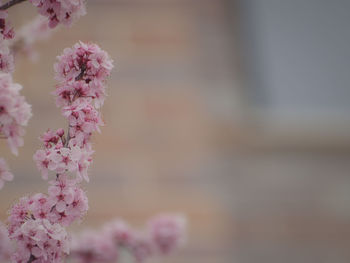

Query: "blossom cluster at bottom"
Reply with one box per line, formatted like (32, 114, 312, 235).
(7, 174, 88, 262)
(70, 214, 187, 263)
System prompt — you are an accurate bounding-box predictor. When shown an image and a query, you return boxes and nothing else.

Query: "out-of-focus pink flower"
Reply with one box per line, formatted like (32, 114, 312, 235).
(103, 219, 135, 246)
(148, 214, 187, 255)
(13, 16, 53, 61)
(0, 73, 32, 155)
(130, 235, 154, 263)
(0, 46, 14, 73)
(0, 158, 13, 190)
(71, 230, 118, 263)
(71, 214, 187, 263)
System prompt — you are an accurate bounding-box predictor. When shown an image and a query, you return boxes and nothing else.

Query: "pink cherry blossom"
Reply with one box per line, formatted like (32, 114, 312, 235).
(0, 10, 14, 73)
(29, 193, 55, 221)
(0, 10, 14, 41)
(0, 45, 14, 73)
(29, 0, 86, 28)
(71, 230, 118, 263)
(10, 218, 69, 263)
(148, 214, 186, 255)
(0, 158, 13, 189)
(71, 215, 187, 263)
(129, 235, 154, 263)
(0, 221, 13, 261)
(63, 98, 103, 138)
(54, 41, 113, 83)
(103, 219, 135, 246)
(0, 73, 32, 155)
(8, 196, 31, 236)
(47, 174, 88, 226)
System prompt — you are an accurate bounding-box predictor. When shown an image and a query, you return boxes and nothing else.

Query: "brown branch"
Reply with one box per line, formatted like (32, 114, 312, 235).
(0, 0, 27, 10)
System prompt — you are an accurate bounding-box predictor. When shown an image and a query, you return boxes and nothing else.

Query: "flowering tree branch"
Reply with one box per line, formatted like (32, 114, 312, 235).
(0, 1, 187, 262)
(0, 0, 27, 10)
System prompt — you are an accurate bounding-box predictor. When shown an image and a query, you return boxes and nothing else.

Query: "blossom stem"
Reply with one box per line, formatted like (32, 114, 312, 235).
(0, 0, 27, 10)
(75, 65, 86, 81)
(64, 126, 70, 147)
(27, 254, 35, 263)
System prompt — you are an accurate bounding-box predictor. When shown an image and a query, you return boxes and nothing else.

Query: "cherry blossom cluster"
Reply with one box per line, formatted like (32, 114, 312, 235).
(34, 41, 113, 182)
(54, 41, 113, 108)
(70, 214, 187, 263)
(33, 128, 94, 181)
(0, 9, 15, 72)
(7, 180, 84, 262)
(10, 218, 69, 263)
(29, 0, 86, 28)
(0, 73, 32, 155)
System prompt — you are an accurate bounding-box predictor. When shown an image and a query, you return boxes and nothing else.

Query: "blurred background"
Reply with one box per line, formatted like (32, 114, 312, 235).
(2, 0, 350, 262)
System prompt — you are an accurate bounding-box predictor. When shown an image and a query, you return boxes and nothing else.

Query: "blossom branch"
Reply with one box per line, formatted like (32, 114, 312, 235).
(0, 0, 27, 10)
(7, 41, 113, 262)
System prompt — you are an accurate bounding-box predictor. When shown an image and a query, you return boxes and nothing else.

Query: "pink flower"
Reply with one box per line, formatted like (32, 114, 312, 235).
(0, 221, 13, 261)
(103, 219, 135, 246)
(8, 196, 31, 235)
(0, 10, 14, 41)
(71, 230, 118, 263)
(39, 129, 62, 148)
(48, 175, 75, 213)
(11, 219, 69, 262)
(0, 158, 13, 189)
(148, 214, 186, 255)
(33, 149, 50, 179)
(65, 186, 88, 223)
(54, 42, 113, 100)
(0, 10, 14, 73)
(0, 73, 32, 155)
(47, 174, 88, 226)
(130, 235, 154, 263)
(63, 98, 103, 139)
(29, 0, 86, 28)
(0, 46, 14, 73)
(29, 193, 55, 221)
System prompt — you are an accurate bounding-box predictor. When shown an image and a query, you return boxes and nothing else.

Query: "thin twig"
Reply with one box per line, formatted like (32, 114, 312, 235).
(75, 64, 86, 81)
(0, 0, 27, 10)
(27, 254, 35, 263)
